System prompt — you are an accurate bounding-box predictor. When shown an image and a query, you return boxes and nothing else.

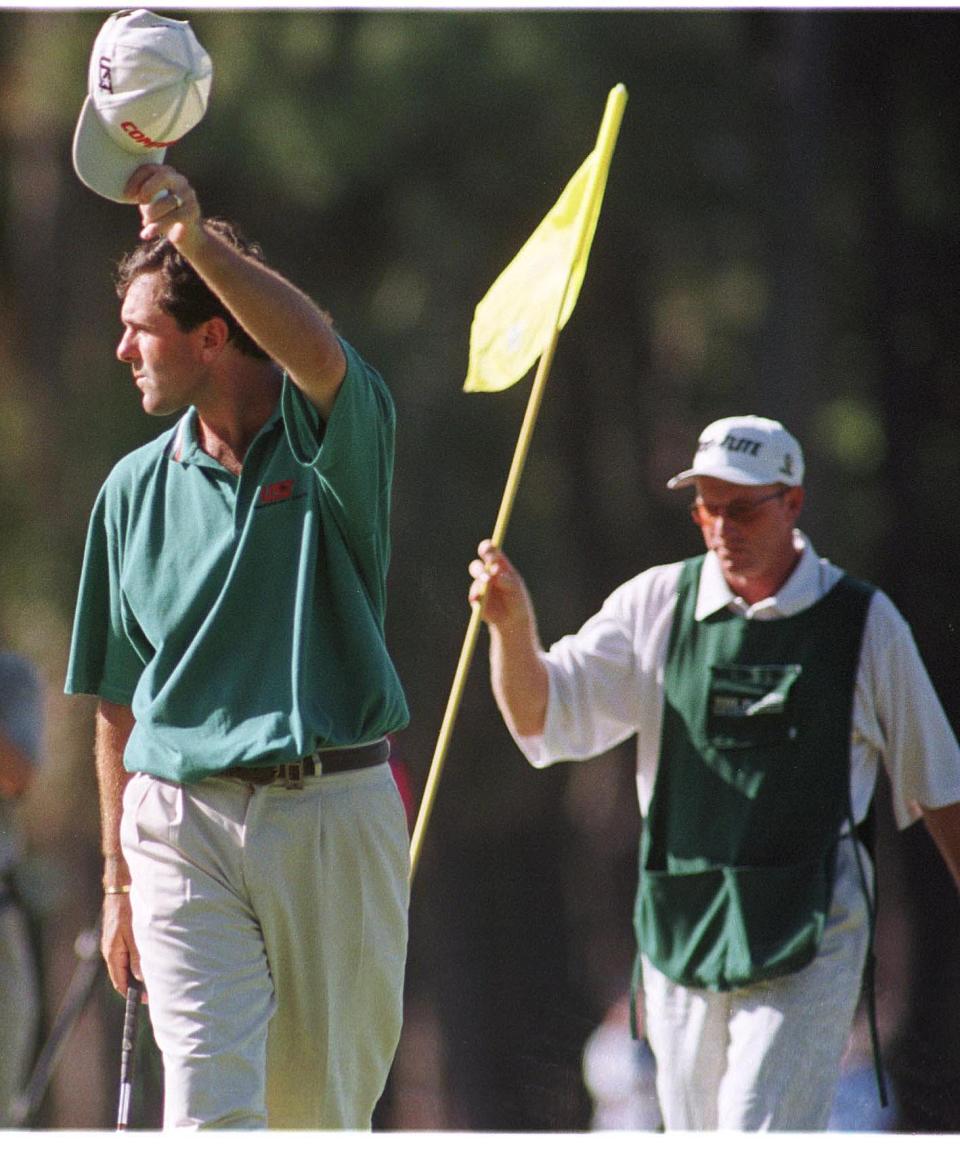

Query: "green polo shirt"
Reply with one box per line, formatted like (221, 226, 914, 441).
(65, 339, 409, 783)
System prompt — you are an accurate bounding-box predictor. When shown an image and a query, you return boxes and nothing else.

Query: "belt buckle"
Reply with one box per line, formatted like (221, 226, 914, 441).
(282, 761, 305, 790)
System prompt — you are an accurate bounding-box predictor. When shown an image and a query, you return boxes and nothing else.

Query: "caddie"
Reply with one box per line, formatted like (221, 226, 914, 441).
(65, 10, 409, 1130)
(468, 414, 960, 1130)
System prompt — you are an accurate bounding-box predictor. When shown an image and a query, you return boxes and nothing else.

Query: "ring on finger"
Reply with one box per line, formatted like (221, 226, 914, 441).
(149, 188, 184, 210)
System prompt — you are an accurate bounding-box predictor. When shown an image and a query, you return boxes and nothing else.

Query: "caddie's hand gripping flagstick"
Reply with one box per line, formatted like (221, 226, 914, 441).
(116, 978, 143, 1131)
(408, 84, 627, 882)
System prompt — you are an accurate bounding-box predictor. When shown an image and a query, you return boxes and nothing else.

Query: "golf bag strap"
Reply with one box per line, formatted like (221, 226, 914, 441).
(846, 793, 888, 1109)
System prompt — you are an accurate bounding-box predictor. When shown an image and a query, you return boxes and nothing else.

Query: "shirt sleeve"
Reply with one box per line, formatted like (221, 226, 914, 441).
(856, 589, 960, 828)
(281, 338, 396, 615)
(514, 565, 681, 769)
(0, 653, 43, 762)
(64, 480, 147, 704)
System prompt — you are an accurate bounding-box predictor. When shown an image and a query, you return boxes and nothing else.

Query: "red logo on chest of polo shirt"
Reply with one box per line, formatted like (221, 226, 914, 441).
(258, 478, 294, 506)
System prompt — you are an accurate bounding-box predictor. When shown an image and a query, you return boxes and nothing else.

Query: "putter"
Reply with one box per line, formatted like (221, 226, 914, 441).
(116, 978, 143, 1131)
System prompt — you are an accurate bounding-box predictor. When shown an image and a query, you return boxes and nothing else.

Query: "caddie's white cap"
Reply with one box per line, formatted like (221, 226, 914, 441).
(72, 8, 213, 203)
(666, 415, 804, 489)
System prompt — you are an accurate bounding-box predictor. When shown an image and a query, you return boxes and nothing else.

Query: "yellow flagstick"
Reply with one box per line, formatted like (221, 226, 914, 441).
(409, 84, 628, 881)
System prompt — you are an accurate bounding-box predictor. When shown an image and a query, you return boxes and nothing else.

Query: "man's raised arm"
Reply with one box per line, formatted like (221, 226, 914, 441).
(124, 163, 347, 419)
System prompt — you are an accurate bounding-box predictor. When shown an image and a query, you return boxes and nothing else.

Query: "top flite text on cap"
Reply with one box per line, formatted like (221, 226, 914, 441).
(698, 435, 763, 457)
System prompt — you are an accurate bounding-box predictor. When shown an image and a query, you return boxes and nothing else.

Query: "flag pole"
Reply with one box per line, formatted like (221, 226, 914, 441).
(408, 325, 562, 882)
(409, 85, 627, 881)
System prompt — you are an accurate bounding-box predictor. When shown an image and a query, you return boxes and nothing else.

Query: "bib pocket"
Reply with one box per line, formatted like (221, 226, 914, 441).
(636, 852, 834, 991)
(707, 663, 802, 751)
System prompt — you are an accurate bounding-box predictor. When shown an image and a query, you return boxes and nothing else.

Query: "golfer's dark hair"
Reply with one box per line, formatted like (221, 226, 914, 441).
(115, 218, 270, 361)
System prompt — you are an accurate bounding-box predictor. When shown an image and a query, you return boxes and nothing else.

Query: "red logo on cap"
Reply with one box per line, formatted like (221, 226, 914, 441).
(120, 121, 179, 150)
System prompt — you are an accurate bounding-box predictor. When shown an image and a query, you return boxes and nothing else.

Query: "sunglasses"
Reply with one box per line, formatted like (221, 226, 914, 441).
(690, 488, 790, 527)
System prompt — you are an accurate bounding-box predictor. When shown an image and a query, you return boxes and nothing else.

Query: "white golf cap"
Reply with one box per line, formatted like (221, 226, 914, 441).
(666, 415, 804, 490)
(72, 8, 213, 203)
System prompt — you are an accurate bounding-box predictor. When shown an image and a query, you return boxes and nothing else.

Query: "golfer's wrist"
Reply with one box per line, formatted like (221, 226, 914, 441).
(102, 852, 131, 893)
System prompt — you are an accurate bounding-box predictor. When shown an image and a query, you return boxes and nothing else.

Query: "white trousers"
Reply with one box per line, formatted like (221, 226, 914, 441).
(121, 762, 409, 1130)
(641, 838, 873, 1130)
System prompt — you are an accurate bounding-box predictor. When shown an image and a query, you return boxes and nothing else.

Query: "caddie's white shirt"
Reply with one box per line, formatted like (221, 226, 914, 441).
(513, 532, 960, 830)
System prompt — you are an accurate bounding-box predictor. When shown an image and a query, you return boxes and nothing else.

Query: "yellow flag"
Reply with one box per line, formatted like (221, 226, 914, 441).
(463, 84, 627, 394)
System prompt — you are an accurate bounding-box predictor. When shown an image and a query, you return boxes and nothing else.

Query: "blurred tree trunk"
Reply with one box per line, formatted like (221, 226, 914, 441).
(751, 10, 830, 438)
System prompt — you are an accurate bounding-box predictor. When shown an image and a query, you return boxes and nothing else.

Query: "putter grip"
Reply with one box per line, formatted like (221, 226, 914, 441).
(120, 979, 142, 1081)
(116, 979, 142, 1130)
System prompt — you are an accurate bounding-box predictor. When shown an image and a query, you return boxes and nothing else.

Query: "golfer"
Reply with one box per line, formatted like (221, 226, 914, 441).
(65, 164, 410, 1129)
(469, 415, 960, 1130)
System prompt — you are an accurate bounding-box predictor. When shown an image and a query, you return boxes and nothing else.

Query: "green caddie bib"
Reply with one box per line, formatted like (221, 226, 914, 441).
(635, 555, 874, 991)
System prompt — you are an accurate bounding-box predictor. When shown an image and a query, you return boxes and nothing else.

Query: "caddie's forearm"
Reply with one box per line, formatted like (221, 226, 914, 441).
(174, 225, 346, 416)
(921, 801, 960, 894)
(489, 626, 549, 738)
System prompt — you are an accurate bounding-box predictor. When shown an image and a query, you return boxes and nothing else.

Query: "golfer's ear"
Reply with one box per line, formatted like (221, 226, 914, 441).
(198, 315, 231, 360)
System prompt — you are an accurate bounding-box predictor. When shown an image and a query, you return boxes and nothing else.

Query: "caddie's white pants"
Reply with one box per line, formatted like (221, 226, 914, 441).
(121, 762, 409, 1130)
(641, 837, 873, 1130)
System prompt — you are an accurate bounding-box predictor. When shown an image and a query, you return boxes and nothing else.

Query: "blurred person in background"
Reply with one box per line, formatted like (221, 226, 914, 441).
(582, 991, 661, 1131)
(469, 415, 960, 1131)
(0, 651, 43, 1127)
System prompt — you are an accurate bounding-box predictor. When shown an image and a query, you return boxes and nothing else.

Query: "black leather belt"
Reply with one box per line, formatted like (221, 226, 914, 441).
(220, 738, 390, 790)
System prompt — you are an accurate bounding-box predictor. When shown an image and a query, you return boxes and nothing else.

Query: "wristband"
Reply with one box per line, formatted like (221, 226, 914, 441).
(104, 884, 131, 895)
